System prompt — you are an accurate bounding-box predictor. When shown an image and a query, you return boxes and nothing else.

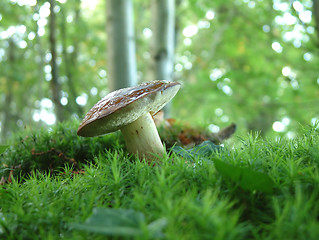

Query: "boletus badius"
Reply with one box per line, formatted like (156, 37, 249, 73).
(77, 80, 181, 161)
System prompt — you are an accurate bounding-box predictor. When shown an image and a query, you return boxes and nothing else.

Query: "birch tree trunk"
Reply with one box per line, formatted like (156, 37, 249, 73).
(150, 0, 175, 116)
(49, 0, 64, 122)
(106, 0, 137, 91)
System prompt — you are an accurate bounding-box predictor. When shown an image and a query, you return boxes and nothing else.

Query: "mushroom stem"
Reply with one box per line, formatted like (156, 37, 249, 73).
(120, 112, 165, 161)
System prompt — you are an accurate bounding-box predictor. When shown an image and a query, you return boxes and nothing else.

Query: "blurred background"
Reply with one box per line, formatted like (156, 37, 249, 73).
(0, 0, 318, 144)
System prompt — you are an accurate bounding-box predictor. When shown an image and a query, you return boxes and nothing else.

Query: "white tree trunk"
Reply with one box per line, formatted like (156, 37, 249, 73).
(106, 0, 137, 91)
(150, 0, 175, 116)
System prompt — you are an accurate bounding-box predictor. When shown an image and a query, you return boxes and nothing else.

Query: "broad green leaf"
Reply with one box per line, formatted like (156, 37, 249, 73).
(172, 141, 274, 194)
(71, 208, 166, 238)
(147, 218, 168, 238)
(71, 208, 144, 236)
(71, 224, 142, 236)
(213, 158, 274, 194)
(0, 145, 9, 155)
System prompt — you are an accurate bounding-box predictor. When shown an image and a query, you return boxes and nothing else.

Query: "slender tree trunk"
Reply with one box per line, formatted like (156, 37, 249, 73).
(1, 39, 15, 142)
(34, 6, 45, 127)
(60, 5, 83, 117)
(34, 4, 45, 102)
(71, 4, 80, 65)
(150, 0, 175, 116)
(49, 0, 64, 122)
(106, 0, 137, 91)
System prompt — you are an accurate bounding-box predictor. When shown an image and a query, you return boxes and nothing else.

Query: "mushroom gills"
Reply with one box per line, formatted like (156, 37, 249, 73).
(120, 112, 165, 161)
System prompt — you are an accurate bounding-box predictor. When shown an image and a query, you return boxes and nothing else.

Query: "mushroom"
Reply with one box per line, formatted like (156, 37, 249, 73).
(77, 80, 181, 161)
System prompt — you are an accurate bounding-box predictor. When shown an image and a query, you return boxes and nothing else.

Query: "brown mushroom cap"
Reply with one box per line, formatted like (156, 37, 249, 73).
(77, 80, 181, 137)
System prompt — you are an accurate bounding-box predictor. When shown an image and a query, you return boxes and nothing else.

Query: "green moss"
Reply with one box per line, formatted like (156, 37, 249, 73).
(1, 122, 319, 239)
(0, 119, 219, 180)
(0, 120, 124, 180)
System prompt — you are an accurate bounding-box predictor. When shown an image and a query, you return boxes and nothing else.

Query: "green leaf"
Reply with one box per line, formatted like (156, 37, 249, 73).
(147, 218, 168, 238)
(71, 208, 166, 238)
(0, 145, 9, 155)
(213, 158, 274, 194)
(172, 141, 274, 194)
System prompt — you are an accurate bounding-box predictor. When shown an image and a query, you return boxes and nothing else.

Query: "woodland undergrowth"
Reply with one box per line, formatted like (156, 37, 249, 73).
(0, 121, 319, 239)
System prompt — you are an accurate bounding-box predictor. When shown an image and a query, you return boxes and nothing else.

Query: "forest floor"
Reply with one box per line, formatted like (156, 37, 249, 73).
(0, 121, 319, 239)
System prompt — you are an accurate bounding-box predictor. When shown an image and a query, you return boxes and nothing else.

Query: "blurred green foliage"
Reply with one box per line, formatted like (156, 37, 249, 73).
(0, 0, 318, 143)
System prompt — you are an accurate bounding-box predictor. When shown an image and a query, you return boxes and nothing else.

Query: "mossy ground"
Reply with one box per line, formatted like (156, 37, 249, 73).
(0, 121, 319, 239)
